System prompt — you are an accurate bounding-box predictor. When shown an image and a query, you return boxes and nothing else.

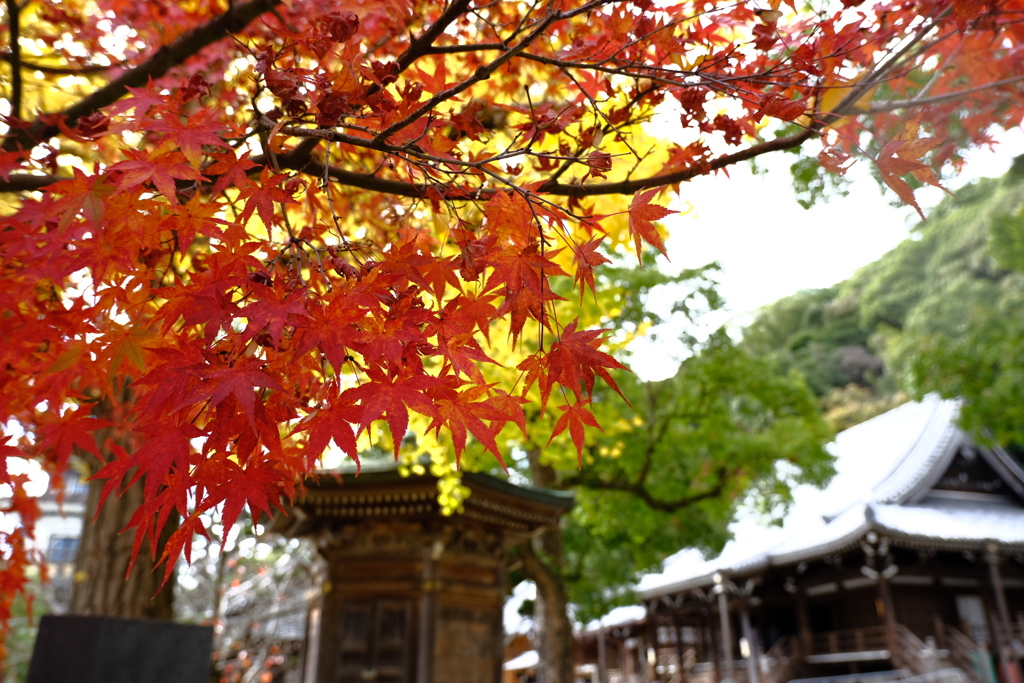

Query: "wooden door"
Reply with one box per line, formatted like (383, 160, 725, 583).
(335, 600, 413, 683)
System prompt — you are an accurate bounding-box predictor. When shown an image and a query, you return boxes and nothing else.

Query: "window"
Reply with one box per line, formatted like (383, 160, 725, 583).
(47, 536, 79, 565)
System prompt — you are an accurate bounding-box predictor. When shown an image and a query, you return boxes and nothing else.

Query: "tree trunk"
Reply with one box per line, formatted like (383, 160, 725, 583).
(69, 475, 175, 618)
(524, 449, 575, 683)
(69, 389, 176, 618)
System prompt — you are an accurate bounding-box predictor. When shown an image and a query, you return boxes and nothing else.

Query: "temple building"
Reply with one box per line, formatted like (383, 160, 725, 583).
(587, 396, 1024, 683)
(274, 461, 573, 683)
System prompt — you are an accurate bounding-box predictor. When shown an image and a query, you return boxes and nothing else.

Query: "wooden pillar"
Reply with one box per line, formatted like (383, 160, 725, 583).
(675, 616, 689, 683)
(622, 635, 634, 681)
(717, 586, 737, 683)
(706, 609, 721, 683)
(986, 549, 1022, 683)
(646, 605, 659, 683)
(741, 603, 760, 683)
(878, 574, 898, 659)
(934, 613, 947, 651)
(417, 540, 440, 683)
(493, 551, 507, 683)
(795, 585, 812, 657)
(986, 551, 1013, 631)
(597, 626, 608, 683)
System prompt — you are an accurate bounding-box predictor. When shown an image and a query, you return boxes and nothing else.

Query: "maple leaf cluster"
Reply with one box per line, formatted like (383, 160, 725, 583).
(1, 0, 1023, 644)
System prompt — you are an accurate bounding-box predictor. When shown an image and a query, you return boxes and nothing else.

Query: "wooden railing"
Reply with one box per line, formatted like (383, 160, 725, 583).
(810, 626, 891, 656)
(942, 625, 991, 683)
(653, 623, 1002, 683)
(763, 635, 802, 683)
(894, 624, 933, 675)
(993, 620, 1024, 657)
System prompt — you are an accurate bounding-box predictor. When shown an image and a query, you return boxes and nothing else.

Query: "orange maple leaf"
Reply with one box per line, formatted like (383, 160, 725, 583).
(754, 92, 809, 122)
(877, 135, 948, 219)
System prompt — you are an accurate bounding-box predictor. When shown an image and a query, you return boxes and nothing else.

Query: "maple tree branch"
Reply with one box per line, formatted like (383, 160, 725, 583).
(830, 9, 949, 120)
(4, 126, 815, 198)
(372, 5, 565, 144)
(391, 0, 475, 76)
(0, 52, 117, 75)
(6, 0, 22, 121)
(866, 74, 1024, 114)
(537, 128, 816, 196)
(357, 0, 475, 103)
(561, 466, 727, 513)
(275, 127, 814, 198)
(422, 42, 506, 55)
(1, 0, 281, 152)
(0, 173, 65, 192)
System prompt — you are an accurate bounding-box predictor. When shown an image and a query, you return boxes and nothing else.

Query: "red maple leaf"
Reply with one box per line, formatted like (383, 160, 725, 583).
(205, 360, 286, 426)
(155, 511, 210, 587)
(88, 443, 136, 514)
(164, 198, 227, 252)
(485, 242, 568, 343)
(488, 390, 529, 436)
(628, 188, 675, 261)
(149, 107, 228, 168)
(343, 367, 441, 457)
(754, 92, 808, 122)
(298, 394, 362, 469)
(110, 150, 206, 204)
(573, 238, 612, 303)
(237, 282, 310, 350)
(46, 168, 112, 230)
(238, 169, 298, 234)
(205, 459, 284, 538)
(206, 151, 259, 195)
(36, 410, 113, 471)
(548, 400, 602, 466)
(545, 318, 629, 405)
(429, 384, 508, 467)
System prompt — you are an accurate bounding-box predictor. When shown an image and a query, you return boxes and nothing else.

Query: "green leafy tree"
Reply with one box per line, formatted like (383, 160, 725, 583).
(850, 158, 1024, 443)
(501, 264, 833, 683)
(743, 156, 1024, 442)
(741, 287, 884, 397)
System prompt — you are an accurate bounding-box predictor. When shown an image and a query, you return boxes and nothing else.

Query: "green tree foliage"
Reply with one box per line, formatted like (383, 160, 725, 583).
(740, 287, 883, 397)
(511, 264, 833, 624)
(743, 155, 1024, 441)
(557, 330, 834, 621)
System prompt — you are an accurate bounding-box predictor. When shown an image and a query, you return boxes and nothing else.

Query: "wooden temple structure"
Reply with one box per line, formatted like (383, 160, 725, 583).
(578, 397, 1024, 683)
(274, 462, 572, 683)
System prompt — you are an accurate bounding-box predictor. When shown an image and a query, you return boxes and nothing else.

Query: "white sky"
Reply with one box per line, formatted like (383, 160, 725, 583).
(628, 126, 1024, 381)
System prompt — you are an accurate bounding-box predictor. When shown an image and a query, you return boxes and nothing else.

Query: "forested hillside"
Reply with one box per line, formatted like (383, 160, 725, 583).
(743, 156, 1024, 434)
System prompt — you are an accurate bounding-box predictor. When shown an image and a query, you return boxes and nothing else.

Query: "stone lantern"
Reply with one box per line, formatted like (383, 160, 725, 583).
(274, 461, 573, 683)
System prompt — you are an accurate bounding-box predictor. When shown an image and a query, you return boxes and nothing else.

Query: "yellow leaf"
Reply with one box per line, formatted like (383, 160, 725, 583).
(108, 324, 151, 377)
(669, 53, 707, 71)
(47, 347, 86, 374)
(819, 74, 878, 115)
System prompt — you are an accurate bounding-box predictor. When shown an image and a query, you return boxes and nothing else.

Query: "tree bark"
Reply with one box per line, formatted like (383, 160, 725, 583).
(524, 449, 575, 683)
(68, 390, 176, 618)
(69, 476, 175, 618)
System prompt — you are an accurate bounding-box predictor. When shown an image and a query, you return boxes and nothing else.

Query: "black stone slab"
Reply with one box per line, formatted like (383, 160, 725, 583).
(27, 615, 213, 683)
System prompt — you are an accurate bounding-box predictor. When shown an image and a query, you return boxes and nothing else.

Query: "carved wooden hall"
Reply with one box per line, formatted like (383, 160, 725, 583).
(589, 397, 1024, 683)
(274, 461, 573, 683)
